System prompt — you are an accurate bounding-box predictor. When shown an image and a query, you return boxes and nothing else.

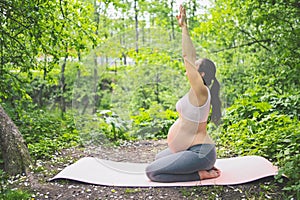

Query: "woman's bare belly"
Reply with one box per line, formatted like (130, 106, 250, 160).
(167, 117, 214, 153)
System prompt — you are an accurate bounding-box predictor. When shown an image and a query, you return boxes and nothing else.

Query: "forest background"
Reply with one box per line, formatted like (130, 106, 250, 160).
(0, 0, 299, 198)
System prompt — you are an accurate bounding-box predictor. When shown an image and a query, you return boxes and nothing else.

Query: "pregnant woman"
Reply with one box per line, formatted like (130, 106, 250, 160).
(146, 5, 221, 182)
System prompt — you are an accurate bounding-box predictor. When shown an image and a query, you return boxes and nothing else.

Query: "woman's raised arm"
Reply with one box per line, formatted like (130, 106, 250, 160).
(177, 5, 207, 106)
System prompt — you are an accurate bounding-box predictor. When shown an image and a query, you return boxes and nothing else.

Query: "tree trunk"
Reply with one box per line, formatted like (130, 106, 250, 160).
(38, 58, 47, 107)
(93, 54, 99, 114)
(60, 46, 68, 116)
(0, 105, 32, 175)
(134, 0, 139, 53)
(170, 0, 175, 40)
(77, 50, 81, 78)
(93, 0, 100, 114)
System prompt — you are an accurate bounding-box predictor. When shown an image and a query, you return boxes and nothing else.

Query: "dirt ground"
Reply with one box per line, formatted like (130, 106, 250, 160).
(11, 140, 289, 200)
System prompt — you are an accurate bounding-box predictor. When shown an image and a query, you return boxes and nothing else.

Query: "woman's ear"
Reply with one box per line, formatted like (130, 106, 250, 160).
(200, 72, 205, 77)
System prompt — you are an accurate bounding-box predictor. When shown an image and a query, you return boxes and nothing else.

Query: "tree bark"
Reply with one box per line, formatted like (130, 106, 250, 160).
(170, 0, 175, 40)
(93, 0, 100, 114)
(60, 46, 68, 116)
(93, 55, 99, 114)
(134, 0, 139, 53)
(0, 105, 32, 175)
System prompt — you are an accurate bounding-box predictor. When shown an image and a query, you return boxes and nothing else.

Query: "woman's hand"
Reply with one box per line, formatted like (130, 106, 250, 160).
(176, 5, 187, 27)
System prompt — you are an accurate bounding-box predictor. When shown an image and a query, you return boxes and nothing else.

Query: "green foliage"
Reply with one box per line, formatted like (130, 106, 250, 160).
(76, 110, 132, 146)
(279, 154, 300, 199)
(16, 109, 80, 160)
(0, 170, 32, 200)
(130, 102, 178, 139)
(0, 0, 97, 105)
(98, 110, 132, 143)
(0, 189, 31, 200)
(219, 95, 300, 196)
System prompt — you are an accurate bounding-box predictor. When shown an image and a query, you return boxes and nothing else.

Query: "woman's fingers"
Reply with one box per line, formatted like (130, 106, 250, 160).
(177, 4, 187, 27)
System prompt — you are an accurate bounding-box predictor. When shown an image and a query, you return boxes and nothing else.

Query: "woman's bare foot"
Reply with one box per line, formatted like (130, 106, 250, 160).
(198, 167, 221, 180)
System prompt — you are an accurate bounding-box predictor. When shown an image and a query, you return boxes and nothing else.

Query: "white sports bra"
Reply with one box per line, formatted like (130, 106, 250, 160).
(175, 87, 211, 123)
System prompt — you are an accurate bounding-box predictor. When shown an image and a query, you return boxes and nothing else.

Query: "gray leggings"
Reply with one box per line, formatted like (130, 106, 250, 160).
(145, 144, 216, 182)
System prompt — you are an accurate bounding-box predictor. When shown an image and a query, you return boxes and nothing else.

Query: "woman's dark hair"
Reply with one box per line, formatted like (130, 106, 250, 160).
(197, 58, 221, 125)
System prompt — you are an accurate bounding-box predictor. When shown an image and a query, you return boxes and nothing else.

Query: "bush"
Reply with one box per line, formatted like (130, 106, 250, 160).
(219, 96, 300, 197)
(16, 109, 80, 160)
(75, 109, 132, 146)
(0, 189, 32, 200)
(130, 102, 178, 139)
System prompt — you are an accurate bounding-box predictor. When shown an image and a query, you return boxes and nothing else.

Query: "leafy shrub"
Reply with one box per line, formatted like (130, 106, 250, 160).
(76, 110, 132, 146)
(261, 92, 300, 119)
(16, 109, 80, 160)
(0, 189, 32, 200)
(130, 102, 178, 139)
(97, 110, 132, 143)
(219, 96, 300, 197)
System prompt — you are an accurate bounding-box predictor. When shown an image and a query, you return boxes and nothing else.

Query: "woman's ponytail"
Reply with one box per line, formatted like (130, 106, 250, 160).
(197, 58, 222, 125)
(210, 77, 221, 126)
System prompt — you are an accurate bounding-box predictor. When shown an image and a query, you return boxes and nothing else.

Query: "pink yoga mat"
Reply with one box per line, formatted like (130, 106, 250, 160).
(50, 156, 278, 187)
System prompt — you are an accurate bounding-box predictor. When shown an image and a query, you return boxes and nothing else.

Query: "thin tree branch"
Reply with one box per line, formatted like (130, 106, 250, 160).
(1, 29, 37, 68)
(0, 13, 33, 30)
(210, 39, 271, 53)
(0, 1, 37, 25)
(2, 68, 26, 85)
(1, 29, 31, 56)
(60, 0, 66, 18)
(239, 29, 271, 51)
